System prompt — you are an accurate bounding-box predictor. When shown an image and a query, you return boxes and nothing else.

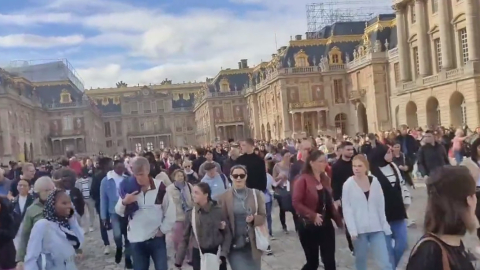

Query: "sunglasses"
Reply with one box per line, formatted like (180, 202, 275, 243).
(231, 174, 246, 179)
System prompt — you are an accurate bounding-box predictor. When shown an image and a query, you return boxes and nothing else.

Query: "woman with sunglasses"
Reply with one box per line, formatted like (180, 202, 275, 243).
(217, 165, 266, 270)
(183, 160, 199, 185)
(292, 150, 343, 270)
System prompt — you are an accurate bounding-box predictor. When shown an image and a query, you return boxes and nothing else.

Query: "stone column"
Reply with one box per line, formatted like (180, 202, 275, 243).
(394, 4, 411, 81)
(466, 0, 480, 61)
(415, 0, 430, 76)
(291, 113, 295, 134)
(438, 0, 454, 69)
(317, 111, 321, 130)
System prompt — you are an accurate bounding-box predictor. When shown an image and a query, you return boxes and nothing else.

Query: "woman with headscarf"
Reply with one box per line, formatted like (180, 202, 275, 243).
(368, 144, 411, 269)
(24, 189, 84, 270)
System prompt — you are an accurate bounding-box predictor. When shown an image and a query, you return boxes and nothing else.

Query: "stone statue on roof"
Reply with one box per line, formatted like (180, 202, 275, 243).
(374, 40, 382, 53)
(345, 53, 350, 63)
(385, 39, 390, 50)
(319, 55, 328, 72)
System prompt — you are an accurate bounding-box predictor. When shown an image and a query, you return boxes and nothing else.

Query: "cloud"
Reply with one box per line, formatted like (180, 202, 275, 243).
(0, 34, 84, 48)
(2, 0, 393, 88)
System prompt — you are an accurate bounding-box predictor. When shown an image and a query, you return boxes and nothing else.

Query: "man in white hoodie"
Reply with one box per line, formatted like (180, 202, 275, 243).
(100, 160, 132, 268)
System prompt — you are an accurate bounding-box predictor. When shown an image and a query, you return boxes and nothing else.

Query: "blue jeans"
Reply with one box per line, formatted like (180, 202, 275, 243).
(265, 201, 273, 236)
(353, 232, 392, 270)
(454, 150, 463, 165)
(131, 236, 168, 270)
(111, 214, 131, 257)
(385, 220, 408, 269)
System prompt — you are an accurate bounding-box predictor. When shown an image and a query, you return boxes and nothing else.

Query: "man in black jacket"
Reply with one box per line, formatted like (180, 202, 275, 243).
(236, 138, 267, 191)
(331, 141, 356, 253)
(396, 125, 419, 163)
(417, 130, 450, 177)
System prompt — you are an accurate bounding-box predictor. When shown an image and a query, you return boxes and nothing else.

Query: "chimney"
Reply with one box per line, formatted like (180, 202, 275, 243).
(240, 59, 248, 69)
(238, 62, 242, 69)
(295, 34, 302, 40)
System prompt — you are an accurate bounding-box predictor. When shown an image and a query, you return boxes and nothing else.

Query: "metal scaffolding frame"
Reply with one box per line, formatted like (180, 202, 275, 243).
(306, 1, 393, 32)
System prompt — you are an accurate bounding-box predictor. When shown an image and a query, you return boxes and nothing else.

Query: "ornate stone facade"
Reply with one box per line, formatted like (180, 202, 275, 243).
(87, 80, 201, 154)
(390, 0, 480, 130)
(0, 60, 104, 163)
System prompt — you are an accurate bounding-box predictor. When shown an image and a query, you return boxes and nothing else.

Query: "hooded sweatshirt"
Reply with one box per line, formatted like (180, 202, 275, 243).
(201, 173, 229, 201)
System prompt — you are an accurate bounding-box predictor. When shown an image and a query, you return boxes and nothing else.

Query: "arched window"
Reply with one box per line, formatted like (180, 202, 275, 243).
(334, 113, 348, 135)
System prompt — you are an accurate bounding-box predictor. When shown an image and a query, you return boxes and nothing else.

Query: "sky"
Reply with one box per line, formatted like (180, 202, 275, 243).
(0, 0, 392, 89)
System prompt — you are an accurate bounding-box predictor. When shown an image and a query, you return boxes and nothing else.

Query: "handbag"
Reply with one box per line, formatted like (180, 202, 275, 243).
(191, 209, 221, 270)
(252, 190, 270, 251)
(276, 187, 294, 212)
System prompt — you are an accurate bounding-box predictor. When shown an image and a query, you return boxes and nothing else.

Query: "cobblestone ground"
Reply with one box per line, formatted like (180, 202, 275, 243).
(77, 183, 480, 270)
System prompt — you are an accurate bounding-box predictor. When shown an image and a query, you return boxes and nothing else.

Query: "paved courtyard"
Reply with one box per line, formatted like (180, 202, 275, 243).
(77, 183, 480, 270)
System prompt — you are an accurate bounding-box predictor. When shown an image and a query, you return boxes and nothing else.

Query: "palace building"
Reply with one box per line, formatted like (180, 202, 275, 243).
(1, 0, 479, 157)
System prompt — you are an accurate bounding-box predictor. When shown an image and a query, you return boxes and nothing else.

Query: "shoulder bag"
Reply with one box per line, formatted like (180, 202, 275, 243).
(252, 190, 270, 251)
(410, 234, 451, 270)
(191, 209, 221, 270)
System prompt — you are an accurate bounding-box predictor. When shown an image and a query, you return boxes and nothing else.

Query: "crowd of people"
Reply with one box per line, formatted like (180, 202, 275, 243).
(0, 125, 479, 270)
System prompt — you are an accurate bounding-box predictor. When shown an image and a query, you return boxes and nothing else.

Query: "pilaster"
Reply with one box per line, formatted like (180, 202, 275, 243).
(438, 0, 454, 69)
(466, 0, 480, 61)
(415, 0, 430, 76)
(394, 3, 411, 81)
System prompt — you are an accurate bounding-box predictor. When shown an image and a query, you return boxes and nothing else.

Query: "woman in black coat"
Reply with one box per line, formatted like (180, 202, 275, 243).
(0, 196, 17, 270)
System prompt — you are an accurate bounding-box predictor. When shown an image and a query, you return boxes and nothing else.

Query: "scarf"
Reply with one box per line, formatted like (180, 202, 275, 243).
(43, 189, 71, 230)
(174, 181, 191, 212)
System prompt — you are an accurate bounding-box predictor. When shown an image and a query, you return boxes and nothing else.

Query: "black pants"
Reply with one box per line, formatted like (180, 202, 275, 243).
(338, 206, 354, 252)
(476, 190, 480, 239)
(298, 219, 336, 270)
(274, 193, 299, 231)
(191, 247, 227, 270)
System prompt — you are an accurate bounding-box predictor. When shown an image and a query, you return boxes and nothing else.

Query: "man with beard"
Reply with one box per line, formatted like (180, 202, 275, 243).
(331, 141, 356, 254)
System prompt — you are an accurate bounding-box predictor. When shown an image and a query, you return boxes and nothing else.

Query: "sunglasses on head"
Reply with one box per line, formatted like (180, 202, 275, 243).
(231, 173, 246, 179)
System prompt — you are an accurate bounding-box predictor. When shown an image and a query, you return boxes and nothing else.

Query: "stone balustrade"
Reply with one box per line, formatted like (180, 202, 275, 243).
(288, 99, 328, 110)
(348, 89, 366, 100)
(399, 65, 470, 93)
(388, 48, 398, 58)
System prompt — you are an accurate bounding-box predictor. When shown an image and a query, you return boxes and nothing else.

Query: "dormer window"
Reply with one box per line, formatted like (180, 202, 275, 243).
(329, 46, 343, 65)
(102, 97, 109, 105)
(60, 89, 72, 104)
(219, 77, 230, 92)
(294, 49, 309, 67)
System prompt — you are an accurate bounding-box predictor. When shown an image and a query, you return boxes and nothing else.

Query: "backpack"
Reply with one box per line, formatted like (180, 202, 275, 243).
(219, 174, 229, 189)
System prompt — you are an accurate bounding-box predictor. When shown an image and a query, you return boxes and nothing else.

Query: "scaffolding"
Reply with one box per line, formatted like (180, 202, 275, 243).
(5, 59, 85, 91)
(306, 1, 393, 33)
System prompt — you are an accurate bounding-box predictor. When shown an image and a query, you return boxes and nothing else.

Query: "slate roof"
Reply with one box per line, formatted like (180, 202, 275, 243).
(172, 93, 194, 108)
(207, 72, 250, 93)
(367, 14, 397, 51)
(35, 83, 84, 105)
(96, 99, 121, 113)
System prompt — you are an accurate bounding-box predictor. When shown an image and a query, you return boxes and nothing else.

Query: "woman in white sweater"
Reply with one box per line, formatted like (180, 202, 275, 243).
(342, 155, 392, 270)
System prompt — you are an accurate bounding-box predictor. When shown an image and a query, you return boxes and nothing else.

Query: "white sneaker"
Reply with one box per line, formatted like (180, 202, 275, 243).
(104, 245, 110, 255)
(407, 219, 416, 227)
(89, 227, 94, 232)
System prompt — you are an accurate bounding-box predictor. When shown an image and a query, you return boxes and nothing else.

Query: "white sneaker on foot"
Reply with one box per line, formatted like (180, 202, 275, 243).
(89, 227, 94, 232)
(104, 245, 110, 255)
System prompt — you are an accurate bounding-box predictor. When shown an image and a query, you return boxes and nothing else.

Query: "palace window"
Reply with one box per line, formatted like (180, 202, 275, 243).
(394, 63, 400, 86)
(146, 142, 154, 151)
(115, 121, 122, 135)
(334, 113, 348, 135)
(135, 143, 142, 153)
(220, 78, 230, 92)
(436, 108, 442, 126)
(159, 141, 165, 149)
(294, 49, 309, 67)
(62, 115, 73, 131)
(460, 28, 469, 64)
(333, 79, 344, 103)
(143, 101, 152, 114)
(104, 122, 111, 137)
(130, 102, 138, 114)
(434, 39, 442, 72)
(106, 140, 113, 148)
(117, 139, 123, 147)
(413, 47, 420, 76)
(156, 100, 164, 112)
(431, 0, 438, 13)
(60, 90, 72, 104)
(328, 47, 343, 65)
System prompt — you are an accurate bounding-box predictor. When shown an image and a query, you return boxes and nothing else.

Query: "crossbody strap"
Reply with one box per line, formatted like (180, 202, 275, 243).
(252, 189, 258, 215)
(410, 236, 451, 270)
(191, 209, 203, 256)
